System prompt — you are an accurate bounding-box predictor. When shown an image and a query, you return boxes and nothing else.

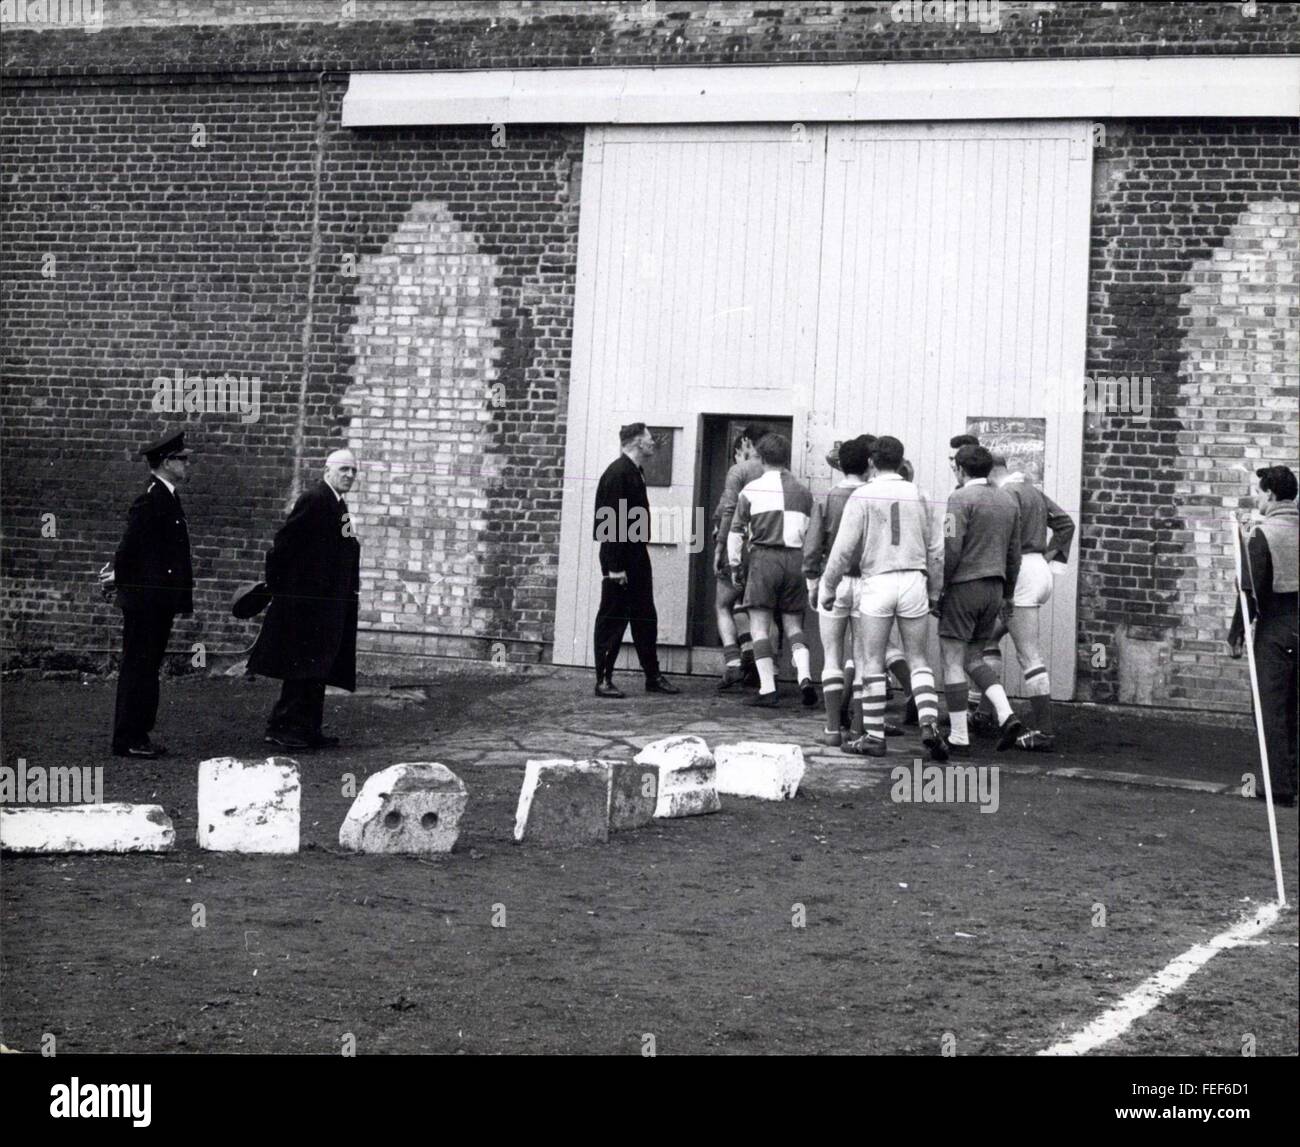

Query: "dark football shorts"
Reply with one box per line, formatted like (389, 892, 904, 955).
(716, 546, 750, 591)
(938, 576, 1005, 642)
(742, 546, 808, 614)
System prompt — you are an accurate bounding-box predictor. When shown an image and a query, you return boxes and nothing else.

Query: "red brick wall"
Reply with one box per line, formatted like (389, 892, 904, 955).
(2, 2, 1298, 709)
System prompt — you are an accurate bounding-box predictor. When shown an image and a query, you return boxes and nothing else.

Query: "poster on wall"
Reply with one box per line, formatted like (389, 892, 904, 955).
(642, 426, 675, 487)
(966, 416, 1047, 484)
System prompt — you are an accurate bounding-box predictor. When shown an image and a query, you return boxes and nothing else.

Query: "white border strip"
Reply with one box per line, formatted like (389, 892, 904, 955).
(343, 57, 1300, 126)
(1039, 902, 1283, 1056)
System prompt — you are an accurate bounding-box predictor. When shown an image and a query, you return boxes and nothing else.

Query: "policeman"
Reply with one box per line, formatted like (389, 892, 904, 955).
(1229, 465, 1299, 808)
(104, 430, 194, 757)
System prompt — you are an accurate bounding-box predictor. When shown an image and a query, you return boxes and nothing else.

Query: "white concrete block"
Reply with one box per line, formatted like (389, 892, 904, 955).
(339, 763, 467, 854)
(197, 756, 300, 854)
(634, 735, 721, 818)
(0, 803, 175, 854)
(513, 759, 611, 846)
(714, 742, 805, 801)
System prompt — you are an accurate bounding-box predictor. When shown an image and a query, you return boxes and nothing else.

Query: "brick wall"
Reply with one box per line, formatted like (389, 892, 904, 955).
(0, 80, 581, 669)
(1081, 120, 1300, 710)
(2, 2, 1298, 708)
(5, 1, 1299, 74)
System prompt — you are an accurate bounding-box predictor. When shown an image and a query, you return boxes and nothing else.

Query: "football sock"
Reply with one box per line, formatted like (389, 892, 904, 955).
(910, 666, 940, 725)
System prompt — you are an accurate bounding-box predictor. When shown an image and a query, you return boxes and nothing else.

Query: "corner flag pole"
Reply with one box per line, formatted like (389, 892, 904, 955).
(1233, 516, 1287, 907)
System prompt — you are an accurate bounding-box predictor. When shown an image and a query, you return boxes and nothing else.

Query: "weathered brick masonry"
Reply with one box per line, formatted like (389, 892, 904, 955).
(1083, 121, 1299, 709)
(2, 1, 1297, 711)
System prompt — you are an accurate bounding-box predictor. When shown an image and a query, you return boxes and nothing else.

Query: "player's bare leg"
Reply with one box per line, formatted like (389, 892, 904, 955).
(1008, 605, 1054, 750)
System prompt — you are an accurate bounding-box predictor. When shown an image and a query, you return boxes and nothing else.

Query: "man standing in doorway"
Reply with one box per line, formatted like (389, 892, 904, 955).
(105, 430, 195, 758)
(249, 448, 362, 749)
(592, 423, 680, 698)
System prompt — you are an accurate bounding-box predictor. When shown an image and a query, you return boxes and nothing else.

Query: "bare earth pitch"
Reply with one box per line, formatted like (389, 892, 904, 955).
(1, 672, 1294, 1056)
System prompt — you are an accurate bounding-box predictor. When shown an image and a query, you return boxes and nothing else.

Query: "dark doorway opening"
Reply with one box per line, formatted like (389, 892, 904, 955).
(689, 414, 795, 648)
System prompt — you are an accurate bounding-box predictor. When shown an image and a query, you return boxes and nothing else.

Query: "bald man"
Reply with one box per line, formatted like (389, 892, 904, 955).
(249, 449, 362, 749)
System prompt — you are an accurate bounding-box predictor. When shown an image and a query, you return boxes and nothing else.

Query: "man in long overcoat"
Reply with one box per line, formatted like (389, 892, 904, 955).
(249, 448, 361, 749)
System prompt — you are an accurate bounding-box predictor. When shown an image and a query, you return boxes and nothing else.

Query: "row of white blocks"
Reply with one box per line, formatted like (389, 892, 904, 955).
(0, 738, 804, 855)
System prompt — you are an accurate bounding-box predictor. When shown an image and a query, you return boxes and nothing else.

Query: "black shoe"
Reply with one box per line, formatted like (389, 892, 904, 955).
(594, 680, 625, 699)
(799, 677, 818, 707)
(745, 690, 779, 708)
(1016, 729, 1054, 753)
(112, 740, 159, 759)
(308, 733, 341, 749)
(921, 721, 949, 762)
(842, 734, 888, 758)
(883, 721, 904, 737)
(996, 713, 1025, 751)
(717, 666, 746, 692)
(265, 732, 312, 750)
(645, 676, 680, 695)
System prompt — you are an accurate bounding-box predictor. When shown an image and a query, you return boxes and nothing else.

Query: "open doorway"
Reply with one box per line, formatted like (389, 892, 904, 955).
(689, 414, 795, 649)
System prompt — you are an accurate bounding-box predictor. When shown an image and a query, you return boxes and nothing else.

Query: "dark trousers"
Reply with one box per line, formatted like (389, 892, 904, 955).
(267, 678, 327, 739)
(1255, 615, 1298, 800)
(593, 564, 660, 682)
(112, 609, 175, 749)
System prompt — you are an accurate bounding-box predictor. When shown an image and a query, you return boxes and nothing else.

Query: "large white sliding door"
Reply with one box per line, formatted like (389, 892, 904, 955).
(555, 121, 1091, 698)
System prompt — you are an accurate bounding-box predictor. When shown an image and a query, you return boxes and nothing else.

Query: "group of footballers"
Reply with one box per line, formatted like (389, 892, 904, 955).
(712, 426, 1075, 761)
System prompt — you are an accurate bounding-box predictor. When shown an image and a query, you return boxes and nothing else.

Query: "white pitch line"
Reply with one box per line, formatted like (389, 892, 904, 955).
(1039, 902, 1283, 1056)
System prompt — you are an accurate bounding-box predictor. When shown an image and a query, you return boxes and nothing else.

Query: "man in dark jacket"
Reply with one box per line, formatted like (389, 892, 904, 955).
(591, 422, 678, 698)
(106, 430, 195, 757)
(249, 449, 362, 749)
(1229, 464, 1299, 807)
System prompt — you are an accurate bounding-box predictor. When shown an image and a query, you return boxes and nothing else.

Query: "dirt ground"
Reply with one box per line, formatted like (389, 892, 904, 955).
(1, 669, 1296, 1056)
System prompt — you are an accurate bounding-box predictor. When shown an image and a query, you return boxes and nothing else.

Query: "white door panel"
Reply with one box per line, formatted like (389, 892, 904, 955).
(814, 123, 1090, 698)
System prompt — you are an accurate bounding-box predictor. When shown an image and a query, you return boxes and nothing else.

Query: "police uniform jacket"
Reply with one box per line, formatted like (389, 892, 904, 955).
(113, 478, 194, 616)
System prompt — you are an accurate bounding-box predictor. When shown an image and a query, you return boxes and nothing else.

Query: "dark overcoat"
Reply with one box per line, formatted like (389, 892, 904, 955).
(248, 480, 360, 690)
(114, 478, 194, 617)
